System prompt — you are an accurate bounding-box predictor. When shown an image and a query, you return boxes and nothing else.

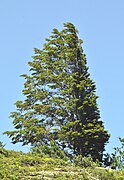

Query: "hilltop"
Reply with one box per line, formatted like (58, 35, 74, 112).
(0, 147, 124, 179)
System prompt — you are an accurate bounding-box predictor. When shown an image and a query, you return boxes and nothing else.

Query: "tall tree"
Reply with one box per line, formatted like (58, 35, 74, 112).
(4, 23, 110, 161)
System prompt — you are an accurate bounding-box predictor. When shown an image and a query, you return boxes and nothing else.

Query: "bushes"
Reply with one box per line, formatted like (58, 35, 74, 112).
(31, 141, 69, 161)
(73, 155, 96, 168)
(0, 148, 124, 179)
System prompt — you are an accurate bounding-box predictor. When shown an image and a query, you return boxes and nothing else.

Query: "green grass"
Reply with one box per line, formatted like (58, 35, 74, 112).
(0, 148, 124, 179)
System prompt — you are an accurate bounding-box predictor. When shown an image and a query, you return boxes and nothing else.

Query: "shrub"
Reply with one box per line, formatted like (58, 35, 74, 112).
(73, 155, 96, 168)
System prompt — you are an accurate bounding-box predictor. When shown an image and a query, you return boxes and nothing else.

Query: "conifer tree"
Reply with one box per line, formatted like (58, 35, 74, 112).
(4, 23, 110, 161)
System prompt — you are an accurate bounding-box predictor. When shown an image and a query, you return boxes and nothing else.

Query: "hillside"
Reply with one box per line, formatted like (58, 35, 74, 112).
(0, 148, 124, 179)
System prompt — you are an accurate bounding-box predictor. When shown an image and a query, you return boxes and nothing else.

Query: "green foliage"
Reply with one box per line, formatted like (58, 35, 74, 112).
(0, 148, 124, 179)
(73, 155, 96, 168)
(0, 141, 5, 148)
(31, 140, 69, 160)
(4, 22, 110, 162)
(104, 138, 124, 170)
(113, 138, 124, 170)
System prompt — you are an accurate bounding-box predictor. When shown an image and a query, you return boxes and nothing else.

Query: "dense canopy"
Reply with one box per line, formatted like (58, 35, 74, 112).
(5, 23, 110, 162)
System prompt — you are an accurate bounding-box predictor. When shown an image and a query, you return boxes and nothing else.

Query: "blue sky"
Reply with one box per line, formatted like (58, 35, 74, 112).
(0, 0, 124, 153)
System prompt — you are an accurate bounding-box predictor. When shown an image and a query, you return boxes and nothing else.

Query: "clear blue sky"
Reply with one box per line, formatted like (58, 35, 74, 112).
(0, 0, 124, 153)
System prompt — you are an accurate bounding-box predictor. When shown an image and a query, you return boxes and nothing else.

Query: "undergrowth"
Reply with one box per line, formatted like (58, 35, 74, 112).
(0, 147, 124, 179)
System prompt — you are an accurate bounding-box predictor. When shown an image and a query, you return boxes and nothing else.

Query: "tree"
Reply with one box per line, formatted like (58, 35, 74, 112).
(4, 22, 110, 162)
(104, 138, 124, 169)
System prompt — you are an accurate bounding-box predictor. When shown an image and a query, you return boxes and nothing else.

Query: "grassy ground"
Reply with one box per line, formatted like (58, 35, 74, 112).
(0, 148, 124, 180)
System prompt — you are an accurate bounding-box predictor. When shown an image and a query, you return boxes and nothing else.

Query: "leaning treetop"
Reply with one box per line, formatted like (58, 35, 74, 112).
(4, 23, 110, 162)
